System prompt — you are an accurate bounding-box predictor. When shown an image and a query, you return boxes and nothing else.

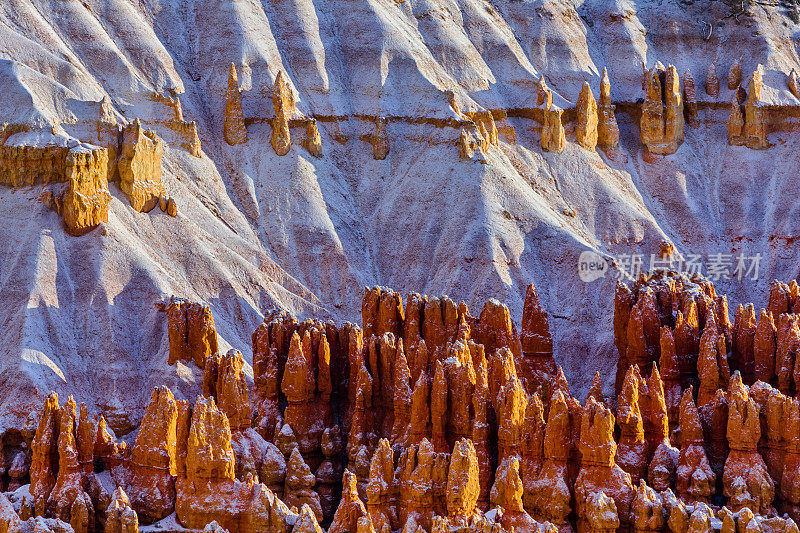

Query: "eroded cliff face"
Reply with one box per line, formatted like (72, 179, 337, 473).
(2, 276, 800, 533)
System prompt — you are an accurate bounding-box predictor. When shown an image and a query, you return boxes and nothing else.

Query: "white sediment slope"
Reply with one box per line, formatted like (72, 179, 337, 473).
(0, 0, 798, 429)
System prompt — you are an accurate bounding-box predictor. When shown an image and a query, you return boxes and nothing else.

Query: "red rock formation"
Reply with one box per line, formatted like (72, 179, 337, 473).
(207, 350, 251, 431)
(491, 456, 536, 532)
(575, 397, 634, 532)
(585, 490, 620, 533)
(22, 280, 800, 533)
(769, 281, 791, 318)
(123, 386, 178, 522)
(754, 309, 777, 385)
(330, 470, 374, 533)
(224, 64, 247, 146)
(166, 298, 219, 368)
(527, 389, 573, 532)
(631, 480, 664, 533)
(304, 119, 322, 158)
(614, 283, 636, 391)
(366, 439, 395, 532)
(750, 383, 788, 496)
(598, 67, 620, 151)
(647, 367, 679, 492)
(177, 395, 297, 532)
(446, 439, 481, 526)
(106, 487, 139, 533)
(659, 326, 683, 427)
(617, 366, 647, 485)
(396, 439, 436, 531)
(271, 71, 294, 156)
(496, 371, 527, 462)
(282, 331, 330, 461)
(724, 373, 774, 514)
(521, 283, 556, 391)
(729, 58, 743, 89)
(676, 387, 715, 503)
(541, 104, 565, 153)
(285, 448, 323, 522)
(575, 82, 598, 151)
(781, 398, 800, 523)
(118, 119, 164, 212)
(472, 358, 492, 511)
(776, 314, 800, 395)
(640, 64, 684, 155)
(60, 146, 112, 236)
(30, 392, 61, 510)
(733, 304, 757, 383)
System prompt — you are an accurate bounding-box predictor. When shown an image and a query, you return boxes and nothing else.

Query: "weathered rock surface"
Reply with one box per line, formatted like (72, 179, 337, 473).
(118, 120, 165, 212)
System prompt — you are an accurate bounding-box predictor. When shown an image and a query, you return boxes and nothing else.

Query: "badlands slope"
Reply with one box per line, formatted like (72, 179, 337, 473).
(0, 0, 799, 430)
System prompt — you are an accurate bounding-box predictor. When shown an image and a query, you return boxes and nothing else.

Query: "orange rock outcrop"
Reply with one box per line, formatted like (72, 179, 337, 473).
(165, 297, 219, 368)
(224, 64, 248, 146)
(271, 71, 294, 156)
(598, 67, 620, 151)
(640, 64, 684, 155)
(118, 119, 165, 212)
(13, 275, 800, 533)
(575, 82, 598, 151)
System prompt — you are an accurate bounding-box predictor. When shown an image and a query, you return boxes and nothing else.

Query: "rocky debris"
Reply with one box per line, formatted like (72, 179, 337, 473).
(224, 64, 248, 146)
(165, 298, 219, 368)
(0, 492, 21, 532)
(575, 82, 598, 151)
(640, 64, 684, 155)
(790, 69, 800, 100)
(118, 120, 165, 212)
(367, 117, 390, 160)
